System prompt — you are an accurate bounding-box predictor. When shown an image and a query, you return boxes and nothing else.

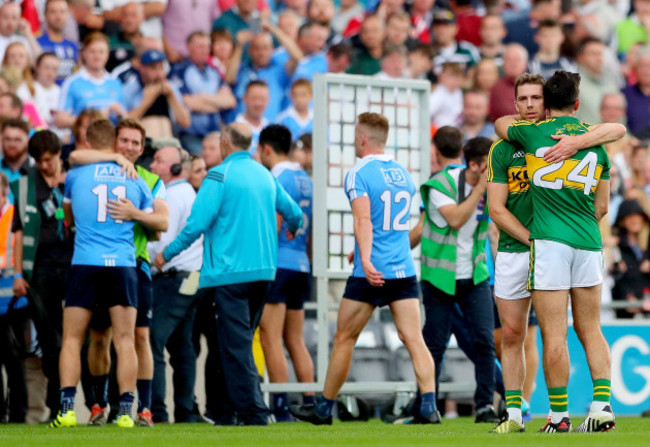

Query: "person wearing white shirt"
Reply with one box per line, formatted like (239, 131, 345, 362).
(429, 62, 464, 128)
(101, 0, 167, 39)
(147, 145, 203, 423)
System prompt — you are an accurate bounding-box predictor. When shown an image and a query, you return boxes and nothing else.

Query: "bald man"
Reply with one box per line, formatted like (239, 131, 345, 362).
(154, 123, 303, 425)
(147, 145, 203, 423)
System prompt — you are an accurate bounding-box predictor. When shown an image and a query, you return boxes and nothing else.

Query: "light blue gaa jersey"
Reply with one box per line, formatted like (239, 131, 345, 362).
(345, 154, 416, 279)
(64, 162, 154, 267)
(58, 68, 125, 117)
(273, 161, 312, 273)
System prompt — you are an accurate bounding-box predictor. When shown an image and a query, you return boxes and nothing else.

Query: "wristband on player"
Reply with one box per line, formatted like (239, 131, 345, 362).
(14, 273, 23, 279)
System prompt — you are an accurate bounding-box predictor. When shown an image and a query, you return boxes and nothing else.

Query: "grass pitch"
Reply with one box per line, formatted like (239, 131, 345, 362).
(1, 417, 649, 447)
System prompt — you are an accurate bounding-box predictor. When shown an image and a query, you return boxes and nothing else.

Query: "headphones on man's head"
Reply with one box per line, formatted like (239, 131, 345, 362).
(170, 147, 187, 176)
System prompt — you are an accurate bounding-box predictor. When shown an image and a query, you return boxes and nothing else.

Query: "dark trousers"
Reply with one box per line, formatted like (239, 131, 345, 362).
(192, 288, 220, 419)
(210, 281, 270, 425)
(422, 279, 496, 408)
(0, 308, 28, 423)
(31, 266, 68, 415)
(151, 275, 198, 422)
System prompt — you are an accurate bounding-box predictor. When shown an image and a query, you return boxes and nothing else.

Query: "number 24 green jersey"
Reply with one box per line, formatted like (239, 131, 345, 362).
(507, 116, 610, 251)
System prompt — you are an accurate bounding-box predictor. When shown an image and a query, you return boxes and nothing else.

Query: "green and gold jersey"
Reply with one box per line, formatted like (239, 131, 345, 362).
(507, 116, 610, 251)
(134, 165, 166, 263)
(487, 138, 533, 253)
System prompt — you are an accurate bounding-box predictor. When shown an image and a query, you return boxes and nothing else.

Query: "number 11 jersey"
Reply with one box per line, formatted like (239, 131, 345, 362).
(507, 116, 610, 251)
(345, 154, 416, 279)
(64, 162, 154, 267)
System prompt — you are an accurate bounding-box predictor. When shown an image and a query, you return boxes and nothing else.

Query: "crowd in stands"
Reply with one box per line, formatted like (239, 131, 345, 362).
(1, 0, 650, 425)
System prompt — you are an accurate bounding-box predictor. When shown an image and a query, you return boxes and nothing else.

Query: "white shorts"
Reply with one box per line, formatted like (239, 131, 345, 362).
(529, 239, 603, 291)
(494, 251, 531, 300)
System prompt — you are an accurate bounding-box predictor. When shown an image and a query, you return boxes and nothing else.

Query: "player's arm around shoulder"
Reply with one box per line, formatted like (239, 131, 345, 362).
(543, 122, 627, 163)
(494, 114, 522, 141)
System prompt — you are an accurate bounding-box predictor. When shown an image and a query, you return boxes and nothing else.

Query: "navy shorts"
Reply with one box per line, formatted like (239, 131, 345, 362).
(267, 269, 311, 310)
(493, 300, 539, 330)
(67, 265, 138, 321)
(343, 276, 420, 307)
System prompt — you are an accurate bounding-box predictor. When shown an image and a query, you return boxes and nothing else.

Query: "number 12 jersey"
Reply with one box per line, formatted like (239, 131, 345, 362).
(345, 154, 416, 279)
(507, 116, 610, 251)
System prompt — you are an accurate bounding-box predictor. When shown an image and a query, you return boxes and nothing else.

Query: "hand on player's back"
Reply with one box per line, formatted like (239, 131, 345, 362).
(107, 198, 137, 221)
(543, 134, 579, 163)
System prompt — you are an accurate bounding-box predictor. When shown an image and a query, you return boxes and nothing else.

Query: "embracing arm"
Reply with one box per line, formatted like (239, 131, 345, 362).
(494, 115, 520, 141)
(544, 123, 627, 163)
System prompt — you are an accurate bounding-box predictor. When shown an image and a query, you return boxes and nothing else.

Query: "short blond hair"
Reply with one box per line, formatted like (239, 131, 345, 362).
(357, 112, 389, 146)
(514, 73, 545, 98)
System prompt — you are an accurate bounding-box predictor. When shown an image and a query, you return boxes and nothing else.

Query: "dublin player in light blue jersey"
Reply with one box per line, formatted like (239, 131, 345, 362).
(51, 120, 154, 429)
(291, 113, 439, 425)
(258, 125, 315, 422)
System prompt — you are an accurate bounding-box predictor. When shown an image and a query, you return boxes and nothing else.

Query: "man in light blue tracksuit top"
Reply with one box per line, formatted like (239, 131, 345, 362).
(154, 122, 303, 425)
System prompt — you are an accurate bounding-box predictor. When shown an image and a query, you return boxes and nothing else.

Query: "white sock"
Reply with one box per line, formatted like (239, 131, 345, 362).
(590, 401, 609, 413)
(550, 411, 569, 424)
(507, 407, 522, 423)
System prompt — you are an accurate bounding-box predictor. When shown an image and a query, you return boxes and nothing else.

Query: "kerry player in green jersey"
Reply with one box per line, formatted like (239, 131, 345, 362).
(496, 71, 626, 433)
(487, 74, 626, 434)
(69, 119, 170, 427)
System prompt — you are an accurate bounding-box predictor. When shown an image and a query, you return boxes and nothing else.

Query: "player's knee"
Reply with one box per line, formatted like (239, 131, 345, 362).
(134, 330, 150, 351)
(501, 323, 526, 346)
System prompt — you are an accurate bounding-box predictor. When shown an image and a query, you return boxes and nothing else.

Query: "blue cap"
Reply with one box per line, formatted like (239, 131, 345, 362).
(140, 49, 166, 65)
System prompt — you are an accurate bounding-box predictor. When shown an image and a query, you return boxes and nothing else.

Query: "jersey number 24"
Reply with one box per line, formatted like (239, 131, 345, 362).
(532, 149, 599, 195)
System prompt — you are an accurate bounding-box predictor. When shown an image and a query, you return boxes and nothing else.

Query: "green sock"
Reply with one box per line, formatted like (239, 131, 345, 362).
(593, 379, 611, 403)
(548, 387, 568, 413)
(505, 390, 523, 409)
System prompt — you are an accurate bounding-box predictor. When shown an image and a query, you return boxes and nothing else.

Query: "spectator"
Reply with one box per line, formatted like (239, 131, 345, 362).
(277, 10, 301, 42)
(276, 79, 313, 141)
(384, 12, 418, 49)
(332, 0, 365, 35)
(33, 52, 63, 136)
(107, 2, 144, 72)
(409, 0, 434, 44)
(148, 145, 203, 423)
(452, 0, 482, 47)
(462, 89, 496, 141)
(123, 49, 191, 138)
(162, 0, 220, 64)
(154, 123, 303, 426)
(201, 131, 222, 169)
(528, 19, 577, 80)
(188, 154, 207, 191)
(0, 170, 28, 424)
(226, 22, 302, 121)
(0, 91, 22, 119)
(235, 80, 270, 154)
(616, 0, 650, 57)
(600, 92, 627, 124)
(55, 32, 126, 130)
(210, 29, 233, 79)
(169, 31, 236, 154)
(348, 14, 384, 75)
(112, 36, 162, 84)
(212, 0, 259, 41)
(276, 21, 328, 90)
(292, 132, 312, 175)
(282, 0, 308, 17)
(472, 58, 500, 95)
(429, 62, 464, 128)
(375, 43, 407, 79)
(479, 14, 506, 68)
(101, 0, 168, 39)
(504, 0, 562, 56)
(0, 2, 41, 61)
(11, 129, 73, 421)
(622, 46, 650, 139)
(0, 119, 33, 188)
(407, 43, 436, 82)
(307, 0, 340, 46)
(611, 199, 650, 318)
(66, 0, 105, 44)
(576, 37, 621, 125)
(326, 41, 353, 73)
(431, 10, 480, 76)
(2, 42, 35, 102)
(69, 108, 104, 152)
(573, 0, 619, 45)
(489, 44, 528, 123)
(37, 0, 78, 84)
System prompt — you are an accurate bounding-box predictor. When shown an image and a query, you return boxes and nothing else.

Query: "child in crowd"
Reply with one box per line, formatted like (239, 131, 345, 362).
(429, 62, 464, 128)
(276, 79, 314, 141)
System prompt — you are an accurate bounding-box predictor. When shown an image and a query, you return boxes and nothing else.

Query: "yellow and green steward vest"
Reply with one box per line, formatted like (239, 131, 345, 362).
(420, 166, 489, 295)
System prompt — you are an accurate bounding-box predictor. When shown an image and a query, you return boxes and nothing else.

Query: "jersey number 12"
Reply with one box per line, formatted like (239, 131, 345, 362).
(380, 190, 411, 231)
(92, 184, 126, 223)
